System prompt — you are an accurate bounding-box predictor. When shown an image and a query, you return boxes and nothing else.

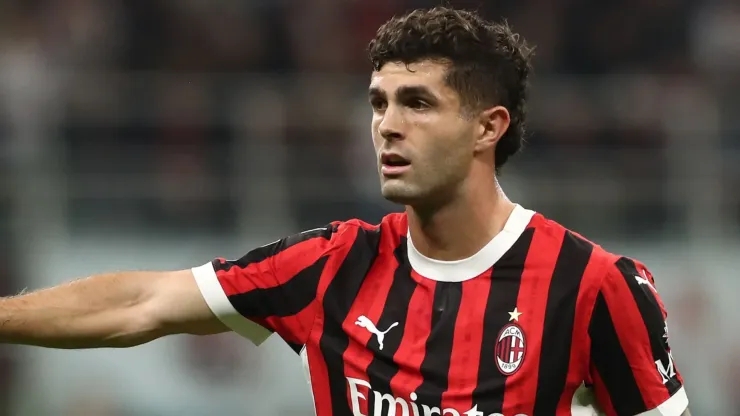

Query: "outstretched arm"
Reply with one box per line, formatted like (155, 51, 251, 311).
(0, 222, 346, 350)
(0, 269, 227, 349)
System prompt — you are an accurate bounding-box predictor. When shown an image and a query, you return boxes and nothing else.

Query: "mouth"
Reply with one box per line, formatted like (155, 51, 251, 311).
(380, 153, 411, 177)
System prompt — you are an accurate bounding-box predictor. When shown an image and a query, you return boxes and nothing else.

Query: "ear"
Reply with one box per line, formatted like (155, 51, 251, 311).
(474, 105, 510, 154)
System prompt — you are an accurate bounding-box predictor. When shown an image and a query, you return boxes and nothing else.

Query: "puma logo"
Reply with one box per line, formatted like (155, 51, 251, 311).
(355, 315, 399, 351)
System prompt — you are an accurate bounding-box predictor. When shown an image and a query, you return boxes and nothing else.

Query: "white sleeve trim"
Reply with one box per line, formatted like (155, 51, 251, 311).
(636, 386, 689, 416)
(191, 262, 272, 346)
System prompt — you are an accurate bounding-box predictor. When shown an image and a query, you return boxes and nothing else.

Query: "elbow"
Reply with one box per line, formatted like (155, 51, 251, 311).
(98, 269, 228, 347)
(96, 303, 167, 348)
(101, 328, 161, 348)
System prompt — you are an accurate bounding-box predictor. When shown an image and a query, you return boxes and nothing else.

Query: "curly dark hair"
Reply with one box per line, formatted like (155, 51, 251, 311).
(368, 7, 534, 172)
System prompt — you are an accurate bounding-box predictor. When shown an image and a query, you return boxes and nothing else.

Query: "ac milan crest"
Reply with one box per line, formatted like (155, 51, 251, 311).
(495, 323, 526, 375)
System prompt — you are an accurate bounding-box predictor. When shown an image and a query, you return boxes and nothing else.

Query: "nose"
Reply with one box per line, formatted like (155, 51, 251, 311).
(378, 105, 405, 141)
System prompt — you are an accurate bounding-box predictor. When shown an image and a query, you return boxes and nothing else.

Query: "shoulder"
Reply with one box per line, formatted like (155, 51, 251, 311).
(529, 213, 664, 333)
(530, 212, 641, 287)
(528, 212, 611, 262)
(326, 212, 407, 251)
(334, 212, 405, 236)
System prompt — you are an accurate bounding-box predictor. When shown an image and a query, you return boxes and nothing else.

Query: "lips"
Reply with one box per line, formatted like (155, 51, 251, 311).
(381, 153, 410, 166)
(380, 152, 411, 176)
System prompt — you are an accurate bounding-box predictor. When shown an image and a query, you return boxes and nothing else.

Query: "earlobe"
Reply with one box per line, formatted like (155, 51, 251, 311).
(474, 105, 510, 153)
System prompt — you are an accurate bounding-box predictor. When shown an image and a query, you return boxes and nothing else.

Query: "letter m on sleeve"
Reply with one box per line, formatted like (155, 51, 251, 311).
(588, 257, 688, 416)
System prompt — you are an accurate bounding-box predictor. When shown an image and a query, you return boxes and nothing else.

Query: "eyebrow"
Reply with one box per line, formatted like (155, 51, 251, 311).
(368, 86, 385, 99)
(368, 85, 437, 101)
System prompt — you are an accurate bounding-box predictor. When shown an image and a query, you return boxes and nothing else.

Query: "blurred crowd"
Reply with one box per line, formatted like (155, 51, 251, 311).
(1, 0, 739, 236)
(1, 0, 740, 414)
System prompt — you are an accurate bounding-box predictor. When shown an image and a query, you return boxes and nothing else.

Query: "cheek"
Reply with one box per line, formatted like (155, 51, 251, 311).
(436, 125, 474, 165)
(371, 131, 383, 151)
(370, 119, 381, 149)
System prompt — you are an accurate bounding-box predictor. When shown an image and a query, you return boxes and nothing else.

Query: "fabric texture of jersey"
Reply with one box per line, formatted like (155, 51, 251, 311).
(192, 205, 689, 416)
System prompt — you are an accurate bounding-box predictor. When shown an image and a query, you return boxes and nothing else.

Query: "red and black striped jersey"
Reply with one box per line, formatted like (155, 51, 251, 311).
(192, 205, 688, 416)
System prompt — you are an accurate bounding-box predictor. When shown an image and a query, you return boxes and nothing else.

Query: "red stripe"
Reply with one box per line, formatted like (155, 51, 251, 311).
(556, 251, 605, 413)
(600, 263, 672, 409)
(217, 237, 333, 296)
(440, 270, 492, 412)
(388, 271, 436, 401)
(501, 217, 565, 415)
(305, 227, 359, 416)
(340, 240, 398, 416)
(263, 303, 319, 344)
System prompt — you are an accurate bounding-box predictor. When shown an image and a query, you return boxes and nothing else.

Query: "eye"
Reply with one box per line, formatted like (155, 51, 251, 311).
(407, 98, 430, 110)
(370, 98, 387, 111)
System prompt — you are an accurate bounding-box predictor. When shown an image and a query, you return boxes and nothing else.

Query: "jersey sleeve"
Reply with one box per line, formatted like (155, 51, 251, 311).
(191, 223, 342, 348)
(588, 257, 688, 416)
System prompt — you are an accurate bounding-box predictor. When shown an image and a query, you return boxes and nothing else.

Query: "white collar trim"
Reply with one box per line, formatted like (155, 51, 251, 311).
(407, 204, 536, 282)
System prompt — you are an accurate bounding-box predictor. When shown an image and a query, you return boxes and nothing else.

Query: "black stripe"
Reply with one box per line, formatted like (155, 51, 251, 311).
(615, 257, 681, 395)
(413, 281, 462, 412)
(533, 231, 594, 414)
(285, 341, 304, 354)
(589, 292, 646, 414)
(216, 224, 337, 271)
(319, 227, 383, 416)
(472, 227, 535, 413)
(228, 256, 328, 318)
(366, 239, 417, 415)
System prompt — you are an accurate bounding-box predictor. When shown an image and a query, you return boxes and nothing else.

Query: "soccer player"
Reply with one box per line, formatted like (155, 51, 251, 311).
(0, 7, 689, 416)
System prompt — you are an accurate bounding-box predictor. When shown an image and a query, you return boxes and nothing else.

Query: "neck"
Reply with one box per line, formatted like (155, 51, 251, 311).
(406, 176, 516, 261)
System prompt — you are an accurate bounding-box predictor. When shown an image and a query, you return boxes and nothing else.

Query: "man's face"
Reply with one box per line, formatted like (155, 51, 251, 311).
(369, 60, 478, 206)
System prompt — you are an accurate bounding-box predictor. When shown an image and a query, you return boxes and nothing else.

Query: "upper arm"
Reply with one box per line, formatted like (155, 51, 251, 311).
(146, 269, 232, 337)
(191, 223, 343, 347)
(588, 257, 689, 416)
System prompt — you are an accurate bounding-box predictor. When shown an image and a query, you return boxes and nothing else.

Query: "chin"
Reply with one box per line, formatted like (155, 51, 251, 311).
(380, 178, 460, 210)
(380, 181, 425, 205)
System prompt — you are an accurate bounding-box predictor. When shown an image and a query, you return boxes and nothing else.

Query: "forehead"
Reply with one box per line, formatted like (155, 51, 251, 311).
(369, 60, 451, 93)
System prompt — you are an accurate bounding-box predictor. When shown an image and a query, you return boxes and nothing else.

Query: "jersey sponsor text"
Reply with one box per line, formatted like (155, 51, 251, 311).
(347, 377, 529, 416)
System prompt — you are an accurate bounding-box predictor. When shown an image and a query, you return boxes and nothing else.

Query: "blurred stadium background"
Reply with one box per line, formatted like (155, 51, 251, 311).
(1, 0, 739, 414)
